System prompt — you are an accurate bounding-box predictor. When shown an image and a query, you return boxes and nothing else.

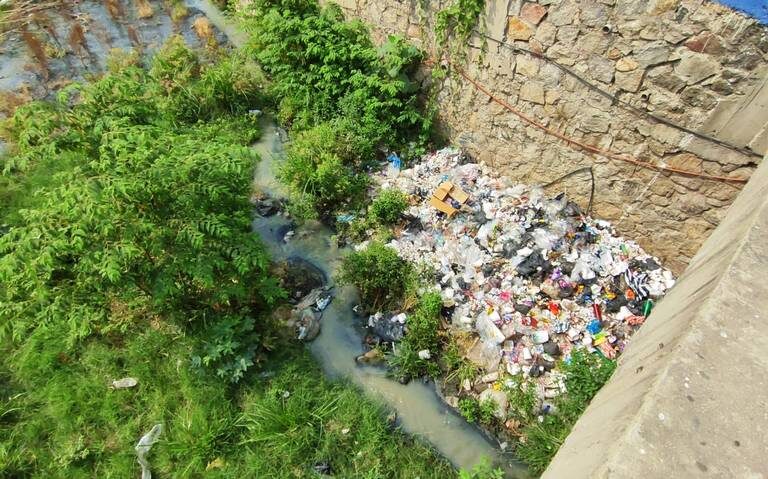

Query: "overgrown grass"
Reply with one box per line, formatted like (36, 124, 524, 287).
(514, 350, 617, 474)
(0, 327, 457, 478)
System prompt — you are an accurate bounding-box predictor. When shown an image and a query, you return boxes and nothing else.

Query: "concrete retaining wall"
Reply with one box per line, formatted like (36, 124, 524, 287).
(331, 0, 768, 273)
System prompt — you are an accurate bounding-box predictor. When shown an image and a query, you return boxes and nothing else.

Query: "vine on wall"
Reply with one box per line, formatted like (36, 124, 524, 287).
(434, 0, 486, 58)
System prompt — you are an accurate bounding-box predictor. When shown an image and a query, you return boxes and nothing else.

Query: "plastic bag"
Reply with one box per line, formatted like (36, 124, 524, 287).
(136, 424, 163, 479)
(476, 310, 505, 345)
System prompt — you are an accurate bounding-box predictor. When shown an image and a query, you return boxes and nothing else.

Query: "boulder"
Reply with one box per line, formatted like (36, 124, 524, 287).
(479, 388, 509, 419)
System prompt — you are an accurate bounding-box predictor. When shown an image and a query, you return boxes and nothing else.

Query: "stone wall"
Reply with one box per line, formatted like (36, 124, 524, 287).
(542, 151, 768, 477)
(329, 0, 768, 273)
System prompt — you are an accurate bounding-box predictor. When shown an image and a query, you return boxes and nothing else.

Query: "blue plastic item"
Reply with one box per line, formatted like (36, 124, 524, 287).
(586, 319, 602, 335)
(387, 152, 401, 170)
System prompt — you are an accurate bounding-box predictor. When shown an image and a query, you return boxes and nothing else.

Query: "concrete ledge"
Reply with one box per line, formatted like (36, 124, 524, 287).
(544, 156, 768, 478)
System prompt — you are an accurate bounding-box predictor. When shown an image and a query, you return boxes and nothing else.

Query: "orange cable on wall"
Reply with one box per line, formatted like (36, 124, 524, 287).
(429, 58, 751, 185)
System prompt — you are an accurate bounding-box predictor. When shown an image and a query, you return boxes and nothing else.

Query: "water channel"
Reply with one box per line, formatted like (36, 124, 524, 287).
(189, 1, 529, 475)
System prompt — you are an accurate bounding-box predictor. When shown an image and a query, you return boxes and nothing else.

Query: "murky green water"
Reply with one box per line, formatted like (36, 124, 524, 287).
(247, 119, 528, 477)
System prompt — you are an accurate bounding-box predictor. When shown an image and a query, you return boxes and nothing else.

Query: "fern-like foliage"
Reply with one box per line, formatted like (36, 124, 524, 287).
(0, 38, 283, 381)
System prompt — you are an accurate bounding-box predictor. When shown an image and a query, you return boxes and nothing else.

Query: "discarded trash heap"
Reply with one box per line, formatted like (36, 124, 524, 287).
(376, 148, 675, 397)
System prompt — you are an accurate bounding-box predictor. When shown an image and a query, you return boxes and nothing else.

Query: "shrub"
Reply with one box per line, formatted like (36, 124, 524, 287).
(278, 122, 369, 221)
(244, 0, 427, 147)
(336, 242, 412, 310)
(515, 350, 617, 474)
(0, 41, 282, 382)
(243, 0, 433, 219)
(370, 188, 409, 224)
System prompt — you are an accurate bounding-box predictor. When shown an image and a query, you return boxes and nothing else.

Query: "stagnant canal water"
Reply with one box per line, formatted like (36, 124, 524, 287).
(190, 1, 530, 475)
(247, 119, 528, 477)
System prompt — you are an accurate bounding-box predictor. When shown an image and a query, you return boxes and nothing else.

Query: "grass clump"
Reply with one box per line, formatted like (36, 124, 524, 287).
(388, 291, 443, 378)
(1, 333, 457, 477)
(337, 241, 414, 310)
(278, 122, 369, 221)
(514, 350, 617, 474)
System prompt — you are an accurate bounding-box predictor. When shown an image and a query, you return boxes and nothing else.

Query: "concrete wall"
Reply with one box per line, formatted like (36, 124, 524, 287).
(542, 151, 768, 477)
(331, 0, 768, 273)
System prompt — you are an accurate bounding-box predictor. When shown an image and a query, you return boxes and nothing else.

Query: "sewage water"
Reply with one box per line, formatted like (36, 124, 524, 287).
(249, 121, 528, 477)
(189, 1, 529, 475)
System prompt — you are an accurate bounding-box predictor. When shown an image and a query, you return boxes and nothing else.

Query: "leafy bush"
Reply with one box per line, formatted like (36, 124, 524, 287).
(458, 397, 494, 424)
(244, 0, 426, 145)
(337, 242, 413, 310)
(370, 188, 409, 224)
(242, 0, 432, 219)
(0, 42, 281, 381)
(278, 122, 369, 221)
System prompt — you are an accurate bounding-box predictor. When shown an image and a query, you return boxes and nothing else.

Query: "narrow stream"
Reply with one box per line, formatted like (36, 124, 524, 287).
(194, 2, 529, 475)
(250, 121, 528, 476)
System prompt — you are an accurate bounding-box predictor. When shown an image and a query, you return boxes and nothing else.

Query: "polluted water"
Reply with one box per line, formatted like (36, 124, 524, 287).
(187, 1, 528, 474)
(248, 117, 529, 476)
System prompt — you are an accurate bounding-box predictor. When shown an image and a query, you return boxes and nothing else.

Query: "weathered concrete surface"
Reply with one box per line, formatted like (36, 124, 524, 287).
(543, 153, 768, 478)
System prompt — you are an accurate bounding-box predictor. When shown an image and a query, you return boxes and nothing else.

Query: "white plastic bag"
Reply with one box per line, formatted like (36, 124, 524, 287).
(135, 424, 163, 479)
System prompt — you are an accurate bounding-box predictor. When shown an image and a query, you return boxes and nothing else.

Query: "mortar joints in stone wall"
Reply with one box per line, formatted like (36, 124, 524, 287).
(472, 29, 764, 161)
(433, 58, 750, 185)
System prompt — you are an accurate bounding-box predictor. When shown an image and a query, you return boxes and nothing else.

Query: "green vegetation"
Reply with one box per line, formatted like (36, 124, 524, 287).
(241, 0, 433, 220)
(435, 0, 486, 54)
(1, 39, 276, 382)
(0, 339, 456, 477)
(337, 241, 414, 310)
(277, 122, 369, 221)
(0, 36, 458, 477)
(459, 458, 505, 479)
(457, 397, 496, 425)
(370, 188, 409, 224)
(387, 291, 443, 378)
(513, 350, 617, 474)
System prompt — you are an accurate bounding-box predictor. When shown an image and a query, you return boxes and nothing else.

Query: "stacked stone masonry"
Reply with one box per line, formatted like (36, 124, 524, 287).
(327, 0, 768, 273)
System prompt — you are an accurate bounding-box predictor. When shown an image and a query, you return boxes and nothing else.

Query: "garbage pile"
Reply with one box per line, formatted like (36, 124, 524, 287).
(373, 148, 675, 400)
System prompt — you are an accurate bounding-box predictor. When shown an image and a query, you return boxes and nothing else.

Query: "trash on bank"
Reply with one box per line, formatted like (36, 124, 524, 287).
(428, 181, 470, 217)
(358, 147, 675, 411)
(111, 377, 138, 389)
